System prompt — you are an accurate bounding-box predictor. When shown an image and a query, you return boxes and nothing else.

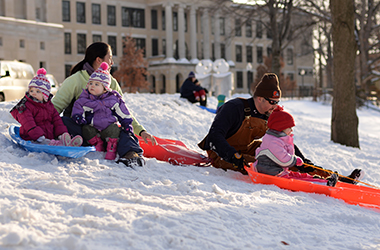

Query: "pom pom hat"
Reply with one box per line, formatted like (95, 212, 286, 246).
(267, 106, 295, 132)
(254, 73, 281, 99)
(89, 62, 111, 91)
(28, 68, 51, 102)
(188, 71, 196, 78)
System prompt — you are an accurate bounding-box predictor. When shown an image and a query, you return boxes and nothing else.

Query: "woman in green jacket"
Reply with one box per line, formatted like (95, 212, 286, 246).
(52, 42, 156, 167)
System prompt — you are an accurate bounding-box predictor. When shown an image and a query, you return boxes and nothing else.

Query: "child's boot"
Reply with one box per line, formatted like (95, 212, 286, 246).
(88, 134, 104, 151)
(105, 138, 118, 160)
(70, 135, 83, 147)
(326, 172, 338, 187)
(60, 132, 71, 146)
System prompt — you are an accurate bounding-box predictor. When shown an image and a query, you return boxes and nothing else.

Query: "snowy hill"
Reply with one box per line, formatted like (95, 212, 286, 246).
(1, 93, 380, 250)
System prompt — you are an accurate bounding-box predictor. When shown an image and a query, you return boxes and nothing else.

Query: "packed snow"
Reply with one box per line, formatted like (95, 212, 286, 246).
(1, 93, 380, 250)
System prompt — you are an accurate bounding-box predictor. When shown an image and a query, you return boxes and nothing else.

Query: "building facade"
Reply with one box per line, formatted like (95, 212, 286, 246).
(0, 0, 314, 96)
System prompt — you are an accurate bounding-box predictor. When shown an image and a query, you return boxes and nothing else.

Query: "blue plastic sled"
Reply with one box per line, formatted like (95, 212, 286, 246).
(9, 125, 96, 158)
(198, 105, 216, 114)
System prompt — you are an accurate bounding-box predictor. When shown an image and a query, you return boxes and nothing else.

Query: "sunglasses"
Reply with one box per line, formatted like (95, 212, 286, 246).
(264, 97, 280, 105)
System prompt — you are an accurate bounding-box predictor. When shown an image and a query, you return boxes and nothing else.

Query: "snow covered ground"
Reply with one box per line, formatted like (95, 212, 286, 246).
(1, 93, 380, 250)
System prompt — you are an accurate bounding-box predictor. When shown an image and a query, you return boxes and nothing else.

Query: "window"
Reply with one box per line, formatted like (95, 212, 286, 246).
(236, 71, 243, 88)
(267, 47, 272, 57)
(107, 5, 116, 26)
(235, 45, 242, 62)
(77, 33, 86, 54)
(121, 7, 145, 28)
(0, 37, 2, 46)
(247, 71, 253, 91)
(62, 0, 70, 22)
(246, 45, 252, 62)
(64, 33, 71, 54)
(65, 64, 72, 78)
(39, 61, 46, 69)
(220, 17, 225, 35)
(162, 39, 166, 56)
(256, 22, 262, 38)
(267, 23, 272, 39)
(235, 19, 241, 36)
(221, 43, 225, 59)
(108, 36, 117, 56)
(76, 2, 85, 23)
(173, 12, 178, 31)
(92, 4, 101, 24)
(288, 73, 294, 81)
(286, 48, 293, 65)
(40, 41, 45, 50)
(211, 43, 215, 61)
(162, 10, 165, 30)
(246, 21, 252, 37)
(20, 39, 25, 48)
(257, 46, 263, 63)
(151, 9, 158, 29)
(135, 38, 146, 57)
(93, 34, 102, 43)
(152, 38, 159, 56)
(184, 13, 188, 32)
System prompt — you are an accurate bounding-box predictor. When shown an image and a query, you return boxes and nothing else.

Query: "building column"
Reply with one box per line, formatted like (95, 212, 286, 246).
(225, 16, 234, 66)
(202, 9, 210, 60)
(178, 4, 188, 63)
(189, 6, 198, 64)
(26, 0, 36, 20)
(214, 11, 221, 59)
(5, 0, 15, 17)
(164, 3, 175, 63)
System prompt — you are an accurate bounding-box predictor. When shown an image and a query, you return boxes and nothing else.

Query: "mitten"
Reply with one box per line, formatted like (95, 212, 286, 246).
(72, 114, 86, 125)
(37, 135, 46, 143)
(296, 157, 304, 166)
(230, 153, 245, 171)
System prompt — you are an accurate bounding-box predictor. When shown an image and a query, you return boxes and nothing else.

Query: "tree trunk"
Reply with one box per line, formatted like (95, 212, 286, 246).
(330, 0, 359, 148)
(268, 0, 281, 77)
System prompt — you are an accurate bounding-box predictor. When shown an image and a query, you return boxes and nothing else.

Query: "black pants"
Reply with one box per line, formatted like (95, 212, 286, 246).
(183, 94, 207, 107)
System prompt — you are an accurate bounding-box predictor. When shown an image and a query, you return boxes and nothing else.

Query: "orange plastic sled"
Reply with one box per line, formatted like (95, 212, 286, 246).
(137, 136, 211, 166)
(246, 163, 380, 211)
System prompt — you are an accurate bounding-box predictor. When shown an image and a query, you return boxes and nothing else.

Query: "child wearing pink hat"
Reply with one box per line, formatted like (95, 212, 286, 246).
(253, 106, 338, 186)
(10, 68, 83, 147)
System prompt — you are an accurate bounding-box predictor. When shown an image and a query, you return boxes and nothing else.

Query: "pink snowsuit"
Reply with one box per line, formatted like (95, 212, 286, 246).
(254, 129, 327, 184)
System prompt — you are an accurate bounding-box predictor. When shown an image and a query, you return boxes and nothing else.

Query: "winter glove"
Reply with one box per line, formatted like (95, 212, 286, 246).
(296, 157, 304, 166)
(72, 114, 86, 125)
(230, 153, 245, 171)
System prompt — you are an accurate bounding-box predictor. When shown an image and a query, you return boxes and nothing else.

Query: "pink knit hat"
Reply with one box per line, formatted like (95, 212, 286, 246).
(89, 62, 111, 91)
(28, 68, 51, 102)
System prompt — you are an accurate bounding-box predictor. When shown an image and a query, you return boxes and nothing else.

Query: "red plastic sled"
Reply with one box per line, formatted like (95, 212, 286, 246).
(246, 163, 380, 212)
(137, 136, 211, 166)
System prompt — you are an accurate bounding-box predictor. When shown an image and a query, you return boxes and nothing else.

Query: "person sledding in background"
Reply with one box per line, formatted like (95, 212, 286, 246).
(198, 73, 361, 184)
(253, 106, 338, 186)
(180, 71, 208, 107)
(10, 68, 83, 147)
(71, 62, 143, 165)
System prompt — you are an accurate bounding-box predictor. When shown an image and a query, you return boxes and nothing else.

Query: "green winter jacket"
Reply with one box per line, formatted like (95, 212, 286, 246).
(52, 70, 145, 135)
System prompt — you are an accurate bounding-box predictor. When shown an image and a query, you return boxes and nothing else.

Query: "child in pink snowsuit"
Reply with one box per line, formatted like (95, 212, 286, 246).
(253, 106, 338, 187)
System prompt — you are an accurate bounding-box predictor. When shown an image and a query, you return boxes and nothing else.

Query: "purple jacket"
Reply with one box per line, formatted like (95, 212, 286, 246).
(72, 89, 133, 132)
(10, 94, 68, 141)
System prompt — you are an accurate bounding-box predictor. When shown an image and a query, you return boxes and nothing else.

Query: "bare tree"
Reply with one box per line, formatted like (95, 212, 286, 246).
(113, 36, 150, 93)
(330, 0, 359, 148)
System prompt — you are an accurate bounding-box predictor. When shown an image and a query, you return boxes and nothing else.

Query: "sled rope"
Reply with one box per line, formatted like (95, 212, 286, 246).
(303, 163, 380, 189)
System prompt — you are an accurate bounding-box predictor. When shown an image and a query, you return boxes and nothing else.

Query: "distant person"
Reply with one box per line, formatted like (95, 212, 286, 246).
(253, 106, 338, 186)
(71, 63, 139, 162)
(180, 71, 208, 106)
(10, 68, 82, 147)
(52, 42, 156, 167)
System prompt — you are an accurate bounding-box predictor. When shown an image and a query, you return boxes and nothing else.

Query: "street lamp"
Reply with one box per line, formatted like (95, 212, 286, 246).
(299, 69, 306, 97)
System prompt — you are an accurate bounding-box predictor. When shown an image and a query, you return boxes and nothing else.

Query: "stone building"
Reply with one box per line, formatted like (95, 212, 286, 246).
(0, 0, 314, 96)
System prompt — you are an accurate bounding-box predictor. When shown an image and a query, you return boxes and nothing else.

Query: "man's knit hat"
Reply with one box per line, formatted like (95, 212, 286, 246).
(267, 106, 295, 132)
(254, 73, 281, 99)
(188, 71, 196, 78)
(89, 62, 111, 91)
(28, 68, 51, 102)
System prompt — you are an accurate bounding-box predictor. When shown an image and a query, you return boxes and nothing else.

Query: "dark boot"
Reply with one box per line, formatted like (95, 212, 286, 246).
(117, 151, 145, 168)
(105, 138, 118, 160)
(339, 169, 362, 184)
(327, 172, 338, 187)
